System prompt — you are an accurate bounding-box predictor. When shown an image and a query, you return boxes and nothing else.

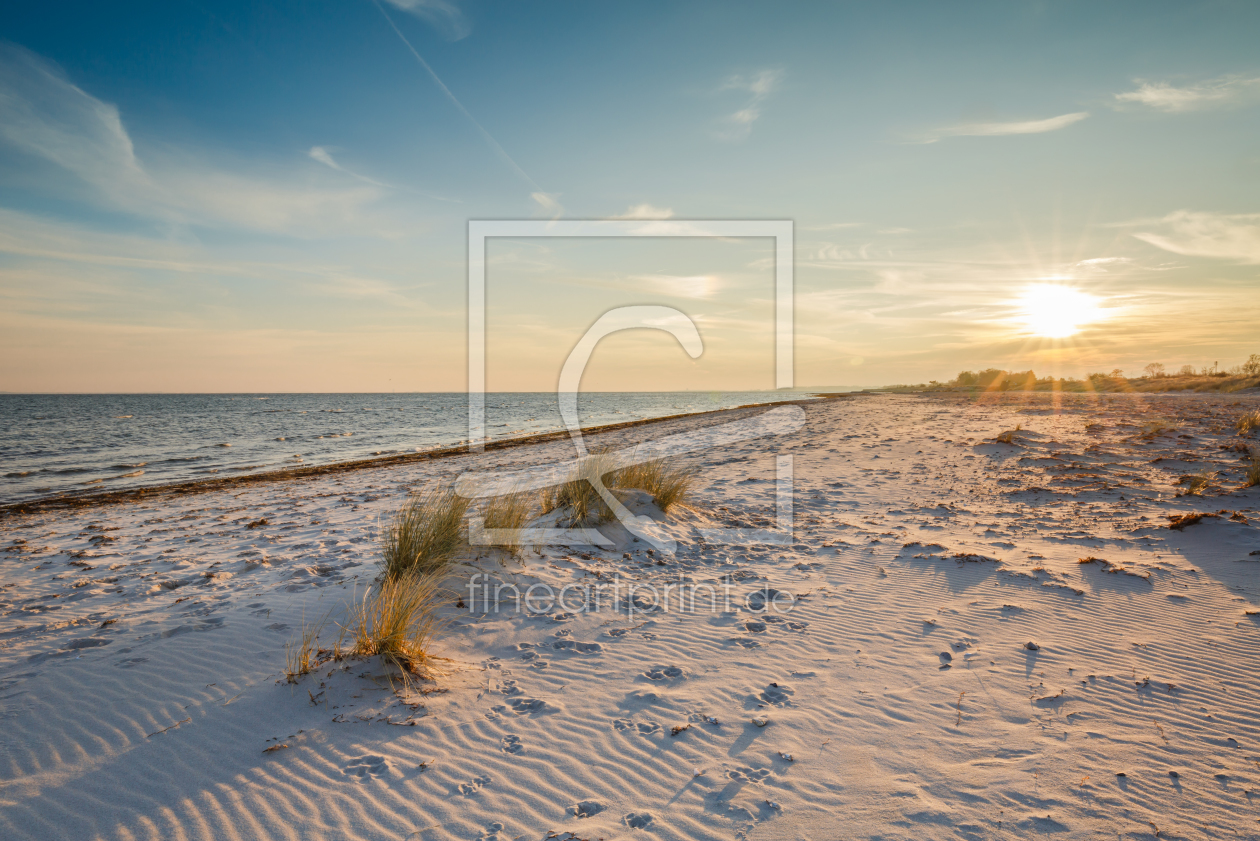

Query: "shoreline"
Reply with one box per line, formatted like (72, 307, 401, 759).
(0, 393, 852, 518)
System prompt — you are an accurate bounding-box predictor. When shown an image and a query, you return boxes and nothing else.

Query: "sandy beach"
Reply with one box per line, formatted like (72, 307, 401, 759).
(2, 392, 1259, 840)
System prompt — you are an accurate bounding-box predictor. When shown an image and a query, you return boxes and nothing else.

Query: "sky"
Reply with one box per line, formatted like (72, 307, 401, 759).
(1, 0, 1258, 392)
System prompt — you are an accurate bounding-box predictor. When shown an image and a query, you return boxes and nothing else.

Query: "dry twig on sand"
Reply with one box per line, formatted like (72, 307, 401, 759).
(994, 425, 1022, 445)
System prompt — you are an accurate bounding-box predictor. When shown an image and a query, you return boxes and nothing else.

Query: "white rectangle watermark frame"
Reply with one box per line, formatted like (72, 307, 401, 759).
(467, 219, 794, 448)
(465, 219, 796, 549)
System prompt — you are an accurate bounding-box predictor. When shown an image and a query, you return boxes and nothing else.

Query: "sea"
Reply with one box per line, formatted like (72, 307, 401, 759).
(0, 392, 822, 505)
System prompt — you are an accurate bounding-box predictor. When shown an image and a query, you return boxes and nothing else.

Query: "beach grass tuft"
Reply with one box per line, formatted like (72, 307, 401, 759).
(381, 488, 469, 580)
(1238, 411, 1260, 436)
(481, 487, 537, 557)
(540, 450, 620, 526)
(612, 455, 696, 513)
(539, 448, 698, 524)
(1177, 471, 1213, 496)
(284, 618, 323, 683)
(1246, 450, 1260, 488)
(345, 572, 446, 680)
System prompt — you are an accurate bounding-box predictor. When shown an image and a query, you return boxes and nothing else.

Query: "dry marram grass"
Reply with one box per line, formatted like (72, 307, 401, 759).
(1246, 450, 1260, 488)
(612, 455, 696, 513)
(344, 572, 446, 681)
(481, 487, 536, 557)
(284, 617, 323, 683)
(540, 450, 619, 526)
(1177, 471, 1213, 496)
(539, 449, 698, 525)
(381, 488, 469, 580)
(1238, 411, 1260, 436)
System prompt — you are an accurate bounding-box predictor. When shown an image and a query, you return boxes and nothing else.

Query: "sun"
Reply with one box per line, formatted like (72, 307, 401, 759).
(1017, 284, 1102, 338)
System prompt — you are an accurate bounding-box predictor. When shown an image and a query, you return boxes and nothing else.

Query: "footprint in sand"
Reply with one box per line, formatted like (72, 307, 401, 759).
(636, 721, 662, 736)
(732, 638, 761, 649)
(499, 734, 523, 754)
(728, 766, 771, 783)
(342, 755, 389, 779)
(568, 800, 605, 818)
(613, 718, 633, 731)
(760, 683, 794, 705)
(457, 774, 492, 795)
(499, 679, 523, 696)
(552, 639, 603, 654)
(643, 665, 684, 680)
(745, 587, 790, 611)
(506, 698, 549, 715)
(745, 620, 767, 633)
(623, 812, 654, 828)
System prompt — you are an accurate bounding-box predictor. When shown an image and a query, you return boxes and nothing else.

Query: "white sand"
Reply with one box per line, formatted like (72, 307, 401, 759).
(2, 393, 1259, 840)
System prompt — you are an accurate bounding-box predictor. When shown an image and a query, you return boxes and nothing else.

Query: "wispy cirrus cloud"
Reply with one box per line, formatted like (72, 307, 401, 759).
(921, 111, 1089, 143)
(715, 69, 783, 141)
(0, 44, 391, 237)
(1115, 74, 1260, 112)
(1132, 210, 1260, 264)
(381, 0, 471, 41)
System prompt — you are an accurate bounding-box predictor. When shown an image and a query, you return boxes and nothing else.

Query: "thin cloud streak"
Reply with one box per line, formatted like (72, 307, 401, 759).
(382, 0, 471, 41)
(1115, 75, 1260, 112)
(372, 0, 558, 214)
(923, 111, 1089, 143)
(1132, 210, 1260, 264)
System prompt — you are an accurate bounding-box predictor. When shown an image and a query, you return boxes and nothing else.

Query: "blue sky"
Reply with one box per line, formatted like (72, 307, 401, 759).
(2, 1, 1259, 391)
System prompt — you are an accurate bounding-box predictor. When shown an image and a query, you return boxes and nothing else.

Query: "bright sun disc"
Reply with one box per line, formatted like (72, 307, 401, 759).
(1017, 284, 1101, 338)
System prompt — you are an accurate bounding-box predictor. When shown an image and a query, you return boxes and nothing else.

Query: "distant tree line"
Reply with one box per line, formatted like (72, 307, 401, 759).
(944, 353, 1259, 389)
(1140, 354, 1260, 379)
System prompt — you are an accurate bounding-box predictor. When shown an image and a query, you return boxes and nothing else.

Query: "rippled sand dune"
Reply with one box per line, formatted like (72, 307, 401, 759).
(1, 393, 1258, 840)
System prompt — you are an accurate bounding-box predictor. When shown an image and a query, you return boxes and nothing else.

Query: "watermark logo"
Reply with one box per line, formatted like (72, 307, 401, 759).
(468, 574, 798, 619)
(458, 220, 799, 553)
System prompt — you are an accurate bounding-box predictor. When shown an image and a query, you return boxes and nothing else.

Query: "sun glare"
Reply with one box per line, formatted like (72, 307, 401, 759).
(1017, 284, 1102, 339)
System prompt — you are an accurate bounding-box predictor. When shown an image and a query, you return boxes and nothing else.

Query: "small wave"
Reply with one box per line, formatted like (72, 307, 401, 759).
(114, 415, 133, 419)
(275, 437, 286, 441)
(111, 462, 147, 470)
(216, 443, 232, 448)
(161, 455, 207, 463)
(4, 471, 32, 478)
(113, 470, 144, 479)
(81, 478, 104, 485)
(51, 467, 93, 475)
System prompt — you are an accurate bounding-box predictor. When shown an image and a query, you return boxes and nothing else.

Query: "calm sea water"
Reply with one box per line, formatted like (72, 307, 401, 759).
(0, 392, 815, 505)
